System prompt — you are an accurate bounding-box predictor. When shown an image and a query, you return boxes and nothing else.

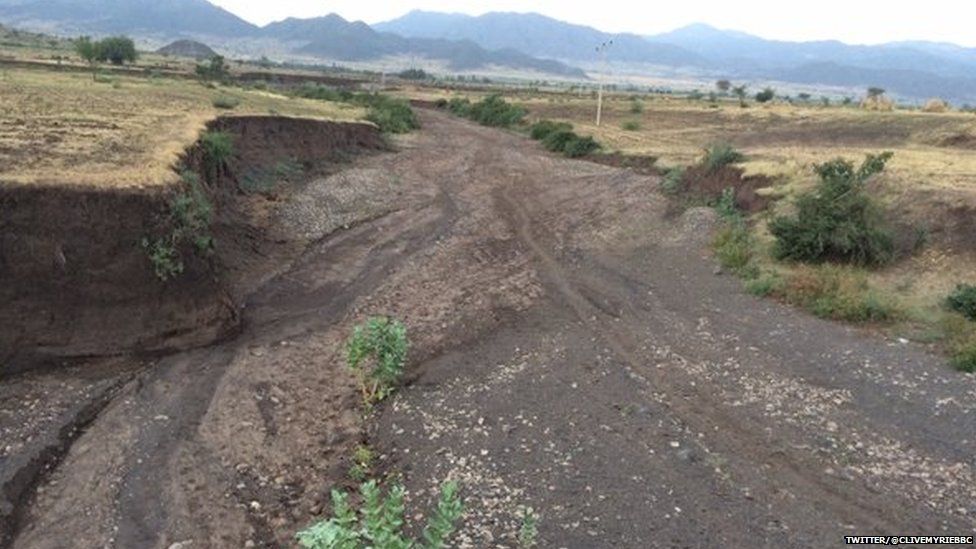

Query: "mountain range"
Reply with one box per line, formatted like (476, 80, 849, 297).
(0, 0, 584, 76)
(378, 11, 976, 102)
(2, 0, 975, 101)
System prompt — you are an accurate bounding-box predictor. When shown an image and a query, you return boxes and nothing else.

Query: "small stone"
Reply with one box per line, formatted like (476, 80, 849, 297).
(249, 501, 262, 511)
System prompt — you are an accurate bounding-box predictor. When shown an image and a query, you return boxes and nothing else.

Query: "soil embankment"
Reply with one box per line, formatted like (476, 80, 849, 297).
(0, 116, 385, 373)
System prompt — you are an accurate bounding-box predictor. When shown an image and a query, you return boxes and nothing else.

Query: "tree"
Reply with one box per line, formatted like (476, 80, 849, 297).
(755, 87, 775, 103)
(195, 55, 228, 82)
(96, 36, 137, 65)
(716, 79, 731, 93)
(867, 87, 886, 98)
(797, 92, 812, 102)
(74, 36, 99, 80)
(732, 85, 748, 107)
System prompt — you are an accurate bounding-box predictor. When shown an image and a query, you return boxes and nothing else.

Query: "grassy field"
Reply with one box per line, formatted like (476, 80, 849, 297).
(0, 65, 365, 188)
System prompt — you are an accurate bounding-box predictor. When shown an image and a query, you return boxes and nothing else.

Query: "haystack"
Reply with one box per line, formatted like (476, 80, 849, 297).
(861, 94, 894, 111)
(922, 98, 949, 113)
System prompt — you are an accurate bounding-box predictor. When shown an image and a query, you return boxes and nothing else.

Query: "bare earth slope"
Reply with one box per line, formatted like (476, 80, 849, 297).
(1, 111, 974, 548)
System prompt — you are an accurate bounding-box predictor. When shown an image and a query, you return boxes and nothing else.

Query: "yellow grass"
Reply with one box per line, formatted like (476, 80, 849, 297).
(0, 66, 365, 187)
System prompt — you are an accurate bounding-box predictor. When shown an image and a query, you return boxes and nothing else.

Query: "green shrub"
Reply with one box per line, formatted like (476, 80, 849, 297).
(713, 222, 756, 277)
(621, 120, 641, 131)
(447, 97, 471, 117)
(946, 284, 976, 321)
(466, 94, 526, 127)
(952, 343, 976, 373)
(769, 152, 894, 266)
(364, 96, 419, 134)
(779, 265, 899, 322)
(294, 82, 347, 102)
(660, 166, 686, 195)
(701, 143, 745, 173)
(200, 130, 234, 183)
(346, 317, 409, 404)
(755, 87, 775, 103)
(296, 480, 463, 549)
(562, 135, 600, 158)
(212, 95, 240, 109)
(529, 120, 572, 140)
(630, 100, 644, 114)
(542, 130, 578, 153)
(745, 274, 782, 297)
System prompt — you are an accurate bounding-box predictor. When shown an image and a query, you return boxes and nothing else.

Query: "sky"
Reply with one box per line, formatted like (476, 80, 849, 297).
(208, 0, 975, 47)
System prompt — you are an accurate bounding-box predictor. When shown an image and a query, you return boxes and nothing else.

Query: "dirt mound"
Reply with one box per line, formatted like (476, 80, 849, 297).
(0, 117, 385, 373)
(938, 132, 976, 149)
(681, 165, 773, 213)
(156, 39, 217, 59)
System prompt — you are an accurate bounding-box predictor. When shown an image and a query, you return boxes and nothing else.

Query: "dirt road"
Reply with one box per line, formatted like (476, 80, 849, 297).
(2, 110, 974, 548)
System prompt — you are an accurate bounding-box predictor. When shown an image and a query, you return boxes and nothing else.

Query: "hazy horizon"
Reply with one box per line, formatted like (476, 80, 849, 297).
(208, 0, 976, 48)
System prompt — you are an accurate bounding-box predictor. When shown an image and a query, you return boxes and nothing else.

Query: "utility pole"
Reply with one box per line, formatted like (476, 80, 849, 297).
(596, 39, 613, 127)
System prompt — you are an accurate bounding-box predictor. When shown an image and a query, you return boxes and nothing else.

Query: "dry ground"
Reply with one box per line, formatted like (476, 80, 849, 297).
(2, 110, 974, 548)
(0, 67, 364, 187)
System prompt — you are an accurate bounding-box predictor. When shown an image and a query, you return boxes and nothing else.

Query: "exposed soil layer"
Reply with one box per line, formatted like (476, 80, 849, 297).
(1, 111, 974, 549)
(680, 164, 773, 213)
(0, 116, 385, 373)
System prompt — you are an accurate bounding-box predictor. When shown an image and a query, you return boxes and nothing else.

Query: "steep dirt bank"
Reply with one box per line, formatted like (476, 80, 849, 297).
(0, 116, 385, 373)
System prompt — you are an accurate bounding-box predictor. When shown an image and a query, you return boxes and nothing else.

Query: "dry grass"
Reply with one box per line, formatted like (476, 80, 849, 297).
(0, 67, 365, 187)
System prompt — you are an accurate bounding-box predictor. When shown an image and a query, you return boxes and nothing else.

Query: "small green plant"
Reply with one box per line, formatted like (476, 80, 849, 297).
(348, 445, 375, 482)
(660, 166, 686, 195)
(200, 130, 234, 183)
(621, 120, 641, 131)
(346, 317, 409, 404)
(701, 143, 745, 173)
(141, 237, 183, 281)
(769, 152, 895, 266)
(946, 284, 976, 321)
(212, 95, 240, 109)
(296, 481, 463, 549)
(142, 171, 215, 280)
(170, 172, 214, 253)
(629, 99, 644, 114)
(714, 187, 739, 220)
(518, 507, 539, 548)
